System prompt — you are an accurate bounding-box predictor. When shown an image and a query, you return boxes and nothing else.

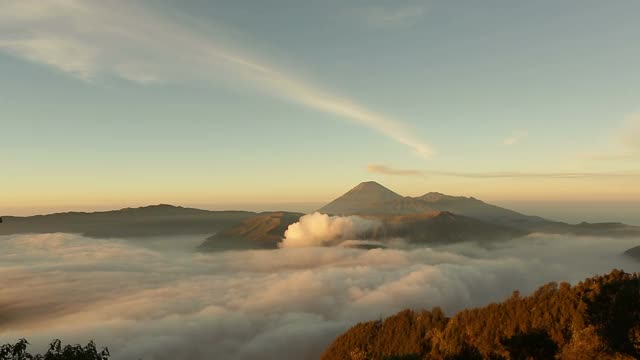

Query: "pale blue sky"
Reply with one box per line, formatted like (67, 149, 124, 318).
(1, 0, 639, 217)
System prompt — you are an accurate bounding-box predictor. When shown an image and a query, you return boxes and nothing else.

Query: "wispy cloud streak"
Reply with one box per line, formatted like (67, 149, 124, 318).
(503, 130, 528, 146)
(350, 3, 428, 29)
(367, 164, 426, 177)
(0, 0, 432, 157)
(368, 164, 640, 179)
(579, 114, 640, 162)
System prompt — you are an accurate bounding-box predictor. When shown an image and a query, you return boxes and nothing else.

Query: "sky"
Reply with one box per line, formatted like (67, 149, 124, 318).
(1, 0, 639, 218)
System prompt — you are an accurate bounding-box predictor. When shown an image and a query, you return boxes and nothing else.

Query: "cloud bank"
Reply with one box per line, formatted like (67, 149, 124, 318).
(280, 212, 380, 248)
(1, 232, 640, 359)
(0, 0, 432, 157)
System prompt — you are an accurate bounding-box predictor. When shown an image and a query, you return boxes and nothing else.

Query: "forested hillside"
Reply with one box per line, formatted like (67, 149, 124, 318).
(322, 269, 640, 360)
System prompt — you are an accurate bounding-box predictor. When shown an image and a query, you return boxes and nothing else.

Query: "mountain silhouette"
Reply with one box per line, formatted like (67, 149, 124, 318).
(318, 181, 420, 215)
(370, 211, 526, 244)
(0, 205, 255, 239)
(317, 181, 640, 238)
(2, 182, 638, 247)
(198, 212, 302, 250)
(624, 245, 640, 261)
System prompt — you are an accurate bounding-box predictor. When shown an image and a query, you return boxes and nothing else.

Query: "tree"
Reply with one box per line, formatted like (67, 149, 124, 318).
(0, 339, 109, 360)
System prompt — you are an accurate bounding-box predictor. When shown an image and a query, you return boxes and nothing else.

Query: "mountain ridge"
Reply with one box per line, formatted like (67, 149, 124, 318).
(198, 211, 303, 250)
(316, 181, 639, 237)
(2, 182, 639, 245)
(0, 205, 256, 239)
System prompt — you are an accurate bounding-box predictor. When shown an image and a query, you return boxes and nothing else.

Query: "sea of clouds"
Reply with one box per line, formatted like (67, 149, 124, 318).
(1, 220, 640, 359)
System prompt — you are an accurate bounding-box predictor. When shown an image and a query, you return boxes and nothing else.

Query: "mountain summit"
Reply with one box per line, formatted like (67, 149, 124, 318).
(343, 181, 402, 201)
(317, 181, 443, 215)
(317, 181, 404, 215)
(318, 181, 632, 235)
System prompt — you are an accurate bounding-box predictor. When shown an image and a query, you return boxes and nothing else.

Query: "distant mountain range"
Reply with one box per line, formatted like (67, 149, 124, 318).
(320, 182, 516, 225)
(319, 181, 640, 237)
(0, 204, 255, 239)
(365, 211, 526, 245)
(2, 182, 639, 249)
(624, 245, 640, 261)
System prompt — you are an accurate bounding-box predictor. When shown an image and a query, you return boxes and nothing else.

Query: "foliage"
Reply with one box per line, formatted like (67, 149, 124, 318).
(321, 269, 640, 360)
(0, 339, 109, 360)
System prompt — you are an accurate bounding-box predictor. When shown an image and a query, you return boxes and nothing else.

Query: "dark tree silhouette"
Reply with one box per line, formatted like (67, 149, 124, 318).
(500, 329, 558, 359)
(0, 339, 109, 360)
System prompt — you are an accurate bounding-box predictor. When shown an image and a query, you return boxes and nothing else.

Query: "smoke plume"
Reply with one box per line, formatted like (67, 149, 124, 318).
(279, 212, 380, 248)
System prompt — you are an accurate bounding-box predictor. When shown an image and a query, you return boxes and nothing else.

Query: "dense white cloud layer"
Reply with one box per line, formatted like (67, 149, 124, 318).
(1, 232, 639, 359)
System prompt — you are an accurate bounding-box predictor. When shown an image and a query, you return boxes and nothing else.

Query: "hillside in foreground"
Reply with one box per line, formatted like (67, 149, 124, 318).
(322, 269, 640, 360)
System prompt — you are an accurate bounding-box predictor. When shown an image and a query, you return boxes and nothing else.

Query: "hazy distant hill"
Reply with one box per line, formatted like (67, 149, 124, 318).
(0, 204, 254, 239)
(624, 245, 640, 261)
(319, 181, 640, 238)
(198, 211, 303, 250)
(322, 269, 640, 360)
(414, 192, 549, 230)
(3, 182, 638, 245)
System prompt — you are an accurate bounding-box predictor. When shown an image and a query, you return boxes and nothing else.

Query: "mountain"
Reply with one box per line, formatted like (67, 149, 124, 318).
(318, 181, 418, 215)
(0, 205, 255, 239)
(322, 269, 640, 360)
(318, 182, 541, 224)
(3, 182, 638, 243)
(318, 182, 640, 238)
(624, 245, 640, 261)
(565, 221, 640, 237)
(370, 211, 526, 244)
(198, 212, 303, 251)
(414, 192, 549, 230)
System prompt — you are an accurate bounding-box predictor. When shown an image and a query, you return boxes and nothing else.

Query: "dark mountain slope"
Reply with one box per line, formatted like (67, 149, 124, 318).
(318, 181, 411, 215)
(414, 192, 549, 230)
(624, 245, 640, 261)
(0, 204, 255, 239)
(318, 182, 549, 228)
(198, 211, 303, 250)
(322, 269, 640, 360)
(369, 211, 526, 244)
(318, 182, 640, 238)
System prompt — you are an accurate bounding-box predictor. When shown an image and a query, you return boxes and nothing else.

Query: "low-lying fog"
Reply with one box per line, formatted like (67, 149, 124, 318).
(1, 219, 640, 359)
